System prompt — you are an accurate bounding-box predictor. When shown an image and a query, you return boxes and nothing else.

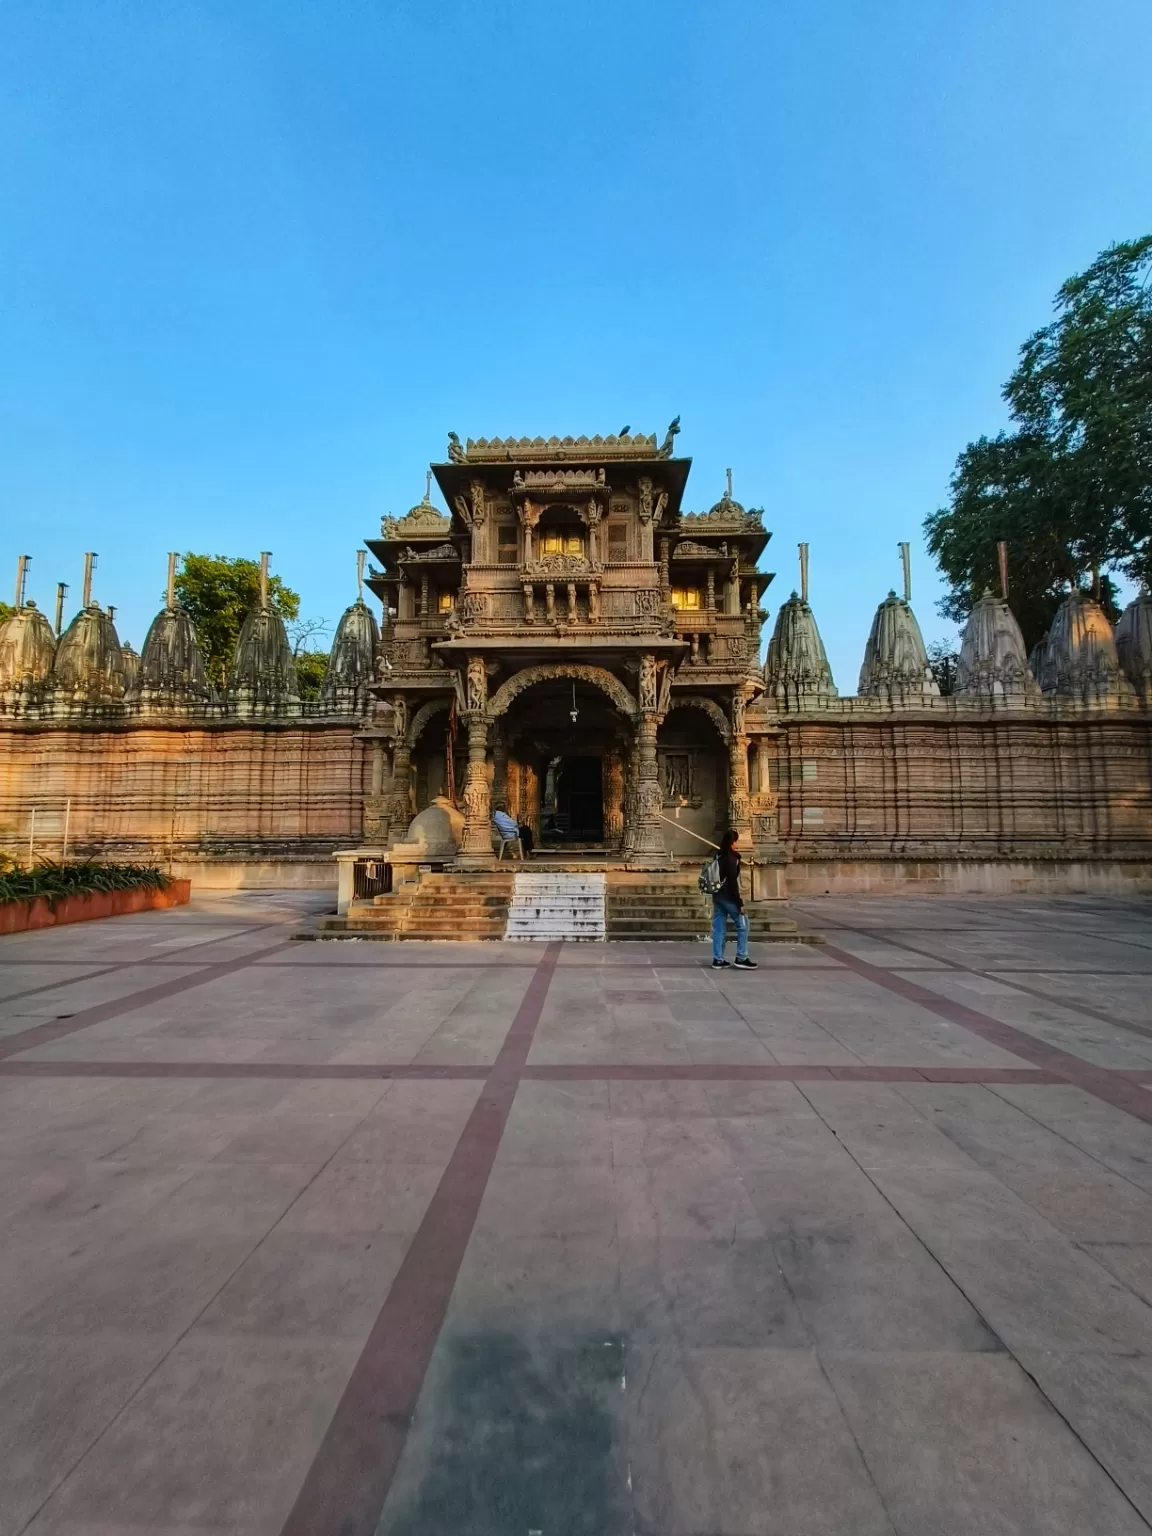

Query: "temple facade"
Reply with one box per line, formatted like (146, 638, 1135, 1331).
(360, 427, 782, 890)
(2, 426, 1152, 898)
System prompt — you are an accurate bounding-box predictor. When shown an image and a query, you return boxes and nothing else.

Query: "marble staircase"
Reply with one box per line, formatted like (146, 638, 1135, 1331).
(504, 871, 606, 942)
(604, 872, 818, 943)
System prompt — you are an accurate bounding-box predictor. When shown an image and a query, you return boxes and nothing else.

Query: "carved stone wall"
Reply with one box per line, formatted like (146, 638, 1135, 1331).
(770, 715, 1152, 864)
(0, 722, 369, 886)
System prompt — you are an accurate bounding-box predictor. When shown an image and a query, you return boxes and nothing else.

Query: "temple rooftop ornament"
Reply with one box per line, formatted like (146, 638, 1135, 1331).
(955, 590, 1039, 702)
(858, 546, 939, 701)
(381, 472, 452, 541)
(682, 468, 766, 533)
(1034, 590, 1134, 703)
(447, 419, 682, 464)
(136, 554, 214, 715)
(226, 552, 300, 718)
(52, 603, 128, 712)
(322, 551, 380, 715)
(764, 543, 837, 708)
(0, 565, 57, 715)
(1115, 592, 1152, 705)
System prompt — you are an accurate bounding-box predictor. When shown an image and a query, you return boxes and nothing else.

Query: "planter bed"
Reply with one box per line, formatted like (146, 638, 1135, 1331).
(0, 880, 191, 936)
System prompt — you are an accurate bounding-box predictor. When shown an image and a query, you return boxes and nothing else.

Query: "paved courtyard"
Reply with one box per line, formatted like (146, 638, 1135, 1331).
(1, 890, 1152, 1534)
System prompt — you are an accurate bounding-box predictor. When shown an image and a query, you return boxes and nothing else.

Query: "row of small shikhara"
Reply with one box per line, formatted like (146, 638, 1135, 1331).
(0, 855, 172, 908)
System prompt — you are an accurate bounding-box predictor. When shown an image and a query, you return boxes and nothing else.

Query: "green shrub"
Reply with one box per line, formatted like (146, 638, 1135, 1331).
(0, 859, 172, 908)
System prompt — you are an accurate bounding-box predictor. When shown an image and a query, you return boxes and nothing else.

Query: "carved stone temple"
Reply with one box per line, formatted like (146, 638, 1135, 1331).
(2, 425, 1152, 917)
(358, 430, 782, 894)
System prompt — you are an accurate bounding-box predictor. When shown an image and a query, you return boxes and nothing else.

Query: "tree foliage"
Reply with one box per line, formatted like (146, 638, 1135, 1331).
(293, 649, 329, 700)
(926, 236, 1152, 651)
(172, 554, 300, 687)
(0, 601, 14, 625)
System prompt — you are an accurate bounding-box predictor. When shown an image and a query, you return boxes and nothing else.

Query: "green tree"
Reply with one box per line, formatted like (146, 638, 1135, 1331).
(0, 602, 14, 624)
(926, 236, 1152, 649)
(172, 554, 300, 688)
(293, 649, 329, 700)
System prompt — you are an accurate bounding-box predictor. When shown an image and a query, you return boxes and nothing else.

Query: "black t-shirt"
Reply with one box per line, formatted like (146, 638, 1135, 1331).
(717, 849, 743, 907)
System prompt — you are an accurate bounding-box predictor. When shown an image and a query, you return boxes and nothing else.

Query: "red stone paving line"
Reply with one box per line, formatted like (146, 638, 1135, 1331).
(0, 919, 292, 1007)
(278, 940, 562, 1536)
(821, 943, 1152, 1126)
(0, 940, 297, 1061)
(0, 1060, 491, 1080)
(820, 923, 1152, 1046)
(0, 1058, 1068, 1084)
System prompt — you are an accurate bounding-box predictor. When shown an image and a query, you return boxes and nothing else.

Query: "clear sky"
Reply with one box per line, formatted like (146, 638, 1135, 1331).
(2, 0, 1149, 687)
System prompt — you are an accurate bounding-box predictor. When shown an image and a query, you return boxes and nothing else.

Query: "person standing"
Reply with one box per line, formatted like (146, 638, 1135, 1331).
(712, 828, 757, 970)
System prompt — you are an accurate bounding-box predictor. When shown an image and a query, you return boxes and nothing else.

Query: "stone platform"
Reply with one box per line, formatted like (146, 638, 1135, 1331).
(317, 868, 817, 943)
(2, 890, 1152, 1534)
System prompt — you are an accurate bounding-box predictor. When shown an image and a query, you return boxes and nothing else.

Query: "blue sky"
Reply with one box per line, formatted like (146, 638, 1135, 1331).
(2, 0, 1149, 687)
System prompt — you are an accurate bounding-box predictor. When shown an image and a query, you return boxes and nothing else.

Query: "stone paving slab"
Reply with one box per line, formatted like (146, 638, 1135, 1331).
(1, 889, 1151, 1535)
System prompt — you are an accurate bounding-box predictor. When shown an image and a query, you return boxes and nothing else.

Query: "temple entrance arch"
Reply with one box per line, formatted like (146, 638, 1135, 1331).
(495, 669, 633, 850)
(657, 700, 730, 857)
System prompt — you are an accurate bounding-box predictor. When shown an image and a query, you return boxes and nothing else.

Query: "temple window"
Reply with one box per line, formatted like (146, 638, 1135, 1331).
(607, 522, 628, 561)
(671, 587, 702, 611)
(541, 532, 584, 558)
(437, 590, 455, 613)
(497, 524, 519, 564)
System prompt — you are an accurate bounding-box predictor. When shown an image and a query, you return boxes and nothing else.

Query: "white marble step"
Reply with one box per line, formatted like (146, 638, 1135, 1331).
(505, 872, 606, 942)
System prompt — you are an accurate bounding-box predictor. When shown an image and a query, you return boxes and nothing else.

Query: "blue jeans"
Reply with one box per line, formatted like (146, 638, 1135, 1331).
(712, 895, 749, 960)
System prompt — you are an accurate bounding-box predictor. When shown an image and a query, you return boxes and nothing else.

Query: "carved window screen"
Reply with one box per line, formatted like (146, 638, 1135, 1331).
(541, 533, 584, 557)
(671, 587, 702, 611)
(607, 522, 628, 561)
(496, 524, 519, 564)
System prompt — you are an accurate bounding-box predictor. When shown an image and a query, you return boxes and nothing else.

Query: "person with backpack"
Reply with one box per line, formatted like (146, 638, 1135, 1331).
(700, 828, 758, 970)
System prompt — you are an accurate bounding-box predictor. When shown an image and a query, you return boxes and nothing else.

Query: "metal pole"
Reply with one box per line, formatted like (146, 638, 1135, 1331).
(167, 552, 178, 610)
(62, 798, 71, 860)
(798, 543, 809, 604)
(259, 552, 271, 610)
(82, 553, 97, 609)
(899, 542, 911, 604)
(997, 541, 1009, 600)
(356, 549, 366, 602)
(55, 582, 68, 636)
(28, 807, 36, 867)
(15, 555, 29, 609)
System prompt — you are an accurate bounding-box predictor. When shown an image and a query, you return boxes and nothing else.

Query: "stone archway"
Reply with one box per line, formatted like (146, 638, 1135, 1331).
(406, 695, 451, 748)
(666, 693, 730, 744)
(487, 663, 638, 722)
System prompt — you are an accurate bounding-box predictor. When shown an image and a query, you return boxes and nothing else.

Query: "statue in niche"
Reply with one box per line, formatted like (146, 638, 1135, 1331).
(661, 751, 694, 803)
(639, 654, 658, 712)
(466, 656, 487, 712)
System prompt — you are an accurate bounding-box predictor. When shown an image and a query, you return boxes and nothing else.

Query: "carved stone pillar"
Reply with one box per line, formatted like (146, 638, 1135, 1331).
(457, 656, 495, 867)
(420, 574, 430, 619)
(626, 654, 666, 866)
(706, 570, 716, 613)
(522, 583, 535, 624)
(382, 739, 412, 848)
(492, 726, 508, 809)
(457, 713, 495, 865)
(370, 741, 386, 796)
(545, 584, 556, 622)
(659, 538, 671, 601)
(604, 747, 625, 848)
(626, 713, 667, 866)
(522, 758, 541, 839)
(727, 689, 753, 843)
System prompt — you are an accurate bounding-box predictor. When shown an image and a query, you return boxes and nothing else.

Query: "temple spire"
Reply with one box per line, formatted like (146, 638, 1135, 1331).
(798, 543, 809, 605)
(725, 467, 733, 500)
(82, 552, 97, 609)
(424, 469, 433, 504)
(899, 541, 911, 603)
